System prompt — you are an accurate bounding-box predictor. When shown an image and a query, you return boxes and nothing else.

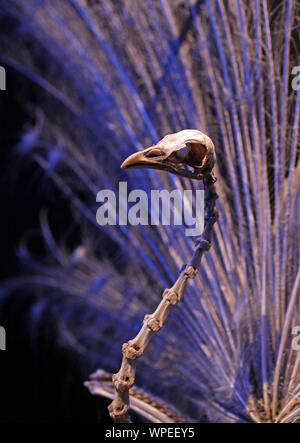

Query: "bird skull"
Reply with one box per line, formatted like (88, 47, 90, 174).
(121, 129, 216, 180)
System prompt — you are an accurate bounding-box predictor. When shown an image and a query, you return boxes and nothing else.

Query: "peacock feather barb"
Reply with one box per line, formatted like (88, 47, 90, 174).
(106, 130, 218, 422)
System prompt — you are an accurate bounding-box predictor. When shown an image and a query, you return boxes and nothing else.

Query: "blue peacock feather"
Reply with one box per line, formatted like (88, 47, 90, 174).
(0, 0, 299, 422)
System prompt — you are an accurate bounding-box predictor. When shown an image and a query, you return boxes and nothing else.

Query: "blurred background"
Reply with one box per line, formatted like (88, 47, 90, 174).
(0, 0, 299, 424)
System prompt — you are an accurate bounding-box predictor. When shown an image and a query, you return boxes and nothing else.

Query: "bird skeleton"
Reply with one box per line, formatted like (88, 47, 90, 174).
(89, 130, 219, 423)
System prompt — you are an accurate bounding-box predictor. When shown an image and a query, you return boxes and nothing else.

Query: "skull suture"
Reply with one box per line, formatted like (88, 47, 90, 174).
(121, 129, 216, 179)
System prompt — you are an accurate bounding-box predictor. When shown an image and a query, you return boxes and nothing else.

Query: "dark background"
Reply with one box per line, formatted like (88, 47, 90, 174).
(0, 67, 109, 423)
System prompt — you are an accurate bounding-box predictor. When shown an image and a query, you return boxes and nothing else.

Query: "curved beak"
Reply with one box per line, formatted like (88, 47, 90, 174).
(120, 147, 165, 170)
(120, 146, 204, 180)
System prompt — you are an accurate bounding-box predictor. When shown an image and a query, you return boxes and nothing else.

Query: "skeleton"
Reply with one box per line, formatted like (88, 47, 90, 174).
(94, 130, 219, 423)
(121, 129, 216, 181)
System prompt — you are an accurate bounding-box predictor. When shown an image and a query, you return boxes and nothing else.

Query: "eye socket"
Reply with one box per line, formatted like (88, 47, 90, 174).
(144, 147, 164, 158)
(186, 142, 207, 165)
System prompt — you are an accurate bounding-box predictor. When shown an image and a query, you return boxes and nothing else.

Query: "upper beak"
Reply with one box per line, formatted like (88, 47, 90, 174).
(120, 147, 164, 170)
